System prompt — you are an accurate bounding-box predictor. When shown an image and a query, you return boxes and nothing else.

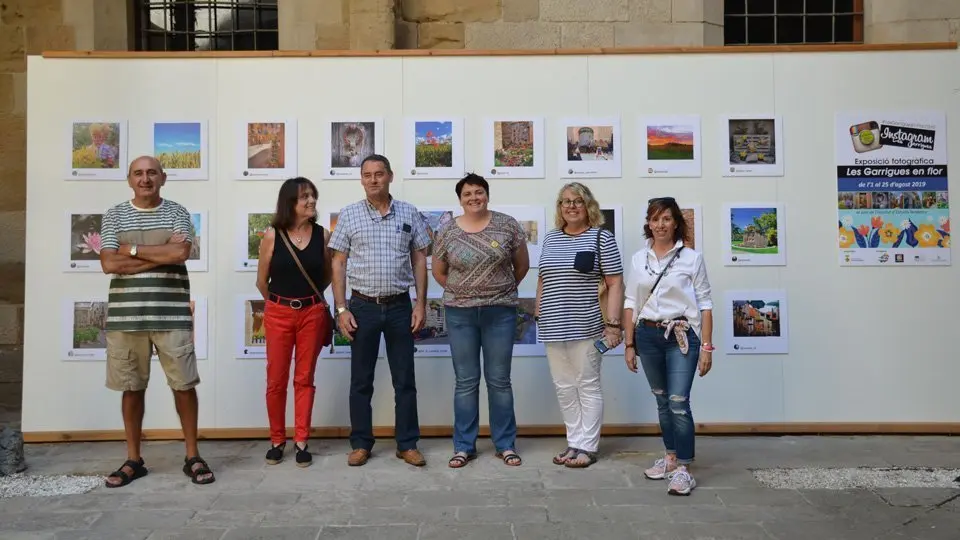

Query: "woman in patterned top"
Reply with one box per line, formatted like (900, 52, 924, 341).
(432, 174, 530, 468)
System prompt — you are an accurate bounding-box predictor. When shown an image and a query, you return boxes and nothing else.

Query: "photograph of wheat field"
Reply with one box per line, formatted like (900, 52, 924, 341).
(155, 122, 202, 170)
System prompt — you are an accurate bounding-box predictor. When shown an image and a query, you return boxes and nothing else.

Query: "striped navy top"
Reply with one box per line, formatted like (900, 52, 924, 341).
(100, 199, 194, 332)
(537, 227, 623, 342)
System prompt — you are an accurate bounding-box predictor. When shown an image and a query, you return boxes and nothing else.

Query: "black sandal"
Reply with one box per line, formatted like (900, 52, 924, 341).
(553, 447, 578, 465)
(295, 443, 312, 468)
(265, 442, 285, 465)
(182, 456, 216, 485)
(105, 458, 148, 488)
(564, 449, 598, 469)
(496, 449, 522, 466)
(448, 452, 476, 468)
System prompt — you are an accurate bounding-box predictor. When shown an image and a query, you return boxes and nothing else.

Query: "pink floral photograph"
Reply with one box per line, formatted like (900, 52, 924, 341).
(70, 214, 103, 261)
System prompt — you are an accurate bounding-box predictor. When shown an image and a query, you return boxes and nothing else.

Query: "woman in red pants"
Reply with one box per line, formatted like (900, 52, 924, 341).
(256, 177, 333, 467)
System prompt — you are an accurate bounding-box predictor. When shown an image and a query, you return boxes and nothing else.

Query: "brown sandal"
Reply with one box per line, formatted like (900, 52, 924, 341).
(553, 447, 577, 465)
(496, 449, 522, 466)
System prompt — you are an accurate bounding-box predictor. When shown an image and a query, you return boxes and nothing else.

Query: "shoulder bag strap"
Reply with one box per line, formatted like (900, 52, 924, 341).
(276, 228, 324, 299)
(634, 246, 684, 325)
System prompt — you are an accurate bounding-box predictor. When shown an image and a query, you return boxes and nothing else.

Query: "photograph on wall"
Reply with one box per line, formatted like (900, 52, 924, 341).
(65, 211, 104, 272)
(599, 206, 624, 258)
(323, 119, 384, 179)
(236, 211, 273, 271)
(721, 115, 784, 177)
(722, 203, 786, 266)
(320, 293, 384, 359)
(639, 115, 702, 177)
(63, 297, 208, 361)
(68, 121, 127, 180)
(482, 117, 545, 179)
(237, 120, 297, 180)
(153, 121, 208, 180)
(724, 290, 789, 355)
(489, 205, 546, 267)
(513, 296, 545, 357)
(418, 206, 463, 267)
(835, 111, 950, 266)
(186, 211, 208, 272)
(559, 117, 622, 179)
(403, 118, 465, 179)
(62, 299, 108, 360)
(236, 294, 266, 359)
(413, 296, 451, 357)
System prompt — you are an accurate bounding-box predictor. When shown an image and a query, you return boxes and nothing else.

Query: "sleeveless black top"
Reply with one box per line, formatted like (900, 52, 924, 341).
(267, 223, 326, 298)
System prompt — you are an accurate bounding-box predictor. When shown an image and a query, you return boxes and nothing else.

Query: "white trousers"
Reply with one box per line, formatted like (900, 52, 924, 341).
(545, 338, 604, 453)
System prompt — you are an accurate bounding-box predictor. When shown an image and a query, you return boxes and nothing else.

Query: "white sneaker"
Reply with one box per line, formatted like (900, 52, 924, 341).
(643, 456, 678, 480)
(667, 465, 696, 495)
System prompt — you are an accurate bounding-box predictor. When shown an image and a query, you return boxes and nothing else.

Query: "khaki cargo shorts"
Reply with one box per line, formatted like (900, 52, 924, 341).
(105, 329, 200, 392)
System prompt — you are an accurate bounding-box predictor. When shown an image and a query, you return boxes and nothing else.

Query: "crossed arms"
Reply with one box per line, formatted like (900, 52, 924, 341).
(100, 233, 192, 275)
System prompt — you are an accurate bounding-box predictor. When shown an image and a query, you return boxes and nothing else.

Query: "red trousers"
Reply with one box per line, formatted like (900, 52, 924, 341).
(263, 296, 331, 445)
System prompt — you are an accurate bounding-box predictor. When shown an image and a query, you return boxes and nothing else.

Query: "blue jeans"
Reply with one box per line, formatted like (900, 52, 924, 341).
(348, 295, 420, 452)
(445, 305, 518, 454)
(634, 323, 701, 464)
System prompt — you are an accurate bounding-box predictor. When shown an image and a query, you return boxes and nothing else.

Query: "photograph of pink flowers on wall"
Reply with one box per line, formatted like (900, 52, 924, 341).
(70, 214, 102, 261)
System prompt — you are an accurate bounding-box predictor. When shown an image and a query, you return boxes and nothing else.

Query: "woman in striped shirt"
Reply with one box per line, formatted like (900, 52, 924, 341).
(536, 182, 624, 468)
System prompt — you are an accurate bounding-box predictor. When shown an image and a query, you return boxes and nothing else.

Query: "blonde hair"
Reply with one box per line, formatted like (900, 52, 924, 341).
(554, 182, 606, 229)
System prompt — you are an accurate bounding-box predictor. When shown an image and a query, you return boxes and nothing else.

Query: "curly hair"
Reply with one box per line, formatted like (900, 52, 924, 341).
(554, 182, 606, 229)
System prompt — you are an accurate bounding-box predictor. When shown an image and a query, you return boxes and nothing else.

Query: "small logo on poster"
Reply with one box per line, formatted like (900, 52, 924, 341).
(895, 254, 904, 263)
(879, 124, 936, 151)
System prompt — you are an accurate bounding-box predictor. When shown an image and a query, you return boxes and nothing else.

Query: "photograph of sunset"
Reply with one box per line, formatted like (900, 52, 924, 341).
(646, 125, 695, 160)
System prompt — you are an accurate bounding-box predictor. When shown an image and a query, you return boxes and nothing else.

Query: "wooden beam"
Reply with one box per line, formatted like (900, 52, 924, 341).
(39, 42, 957, 59)
(22, 423, 960, 443)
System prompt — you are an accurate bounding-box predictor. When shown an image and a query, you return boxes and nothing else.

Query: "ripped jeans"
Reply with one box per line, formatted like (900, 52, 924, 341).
(634, 323, 701, 464)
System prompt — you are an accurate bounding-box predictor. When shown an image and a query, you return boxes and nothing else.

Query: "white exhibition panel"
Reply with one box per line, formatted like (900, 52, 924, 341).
(22, 49, 959, 434)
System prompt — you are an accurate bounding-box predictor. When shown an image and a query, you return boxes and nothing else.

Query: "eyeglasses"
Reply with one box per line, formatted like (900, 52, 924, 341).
(648, 197, 677, 204)
(561, 199, 586, 208)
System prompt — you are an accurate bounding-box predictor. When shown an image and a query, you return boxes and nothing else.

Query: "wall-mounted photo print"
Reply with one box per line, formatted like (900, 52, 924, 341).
(559, 117, 622, 179)
(153, 121, 208, 180)
(323, 119, 384, 179)
(187, 211, 208, 272)
(236, 294, 266, 359)
(639, 115, 702, 177)
(236, 210, 273, 271)
(418, 206, 463, 267)
(599, 206, 624, 258)
(724, 290, 789, 355)
(513, 296, 545, 357)
(68, 121, 128, 180)
(482, 117, 545, 179)
(413, 296, 452, 357)
(722, 203, 787, 266)
(404, 118, 465, 179)
(489, 205, 546, 267)
(237, 120, 298, 180)
(62, 296, 208, 361)
(721, 115, 784, 177)
(64, 211, 104, 272)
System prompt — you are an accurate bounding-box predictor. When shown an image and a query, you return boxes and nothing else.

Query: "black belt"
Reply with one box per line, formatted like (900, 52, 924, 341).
(268, 293, 323, 310)
(351, 290, 408, 305)
(638, 316, 687, 328)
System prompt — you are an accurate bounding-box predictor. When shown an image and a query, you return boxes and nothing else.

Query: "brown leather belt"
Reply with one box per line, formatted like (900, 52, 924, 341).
(351, 290, 408, 305)
(268, 293, 323, 310)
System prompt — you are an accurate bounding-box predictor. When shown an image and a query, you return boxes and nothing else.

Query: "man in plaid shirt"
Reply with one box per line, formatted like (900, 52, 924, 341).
(330, 154, 432, 467)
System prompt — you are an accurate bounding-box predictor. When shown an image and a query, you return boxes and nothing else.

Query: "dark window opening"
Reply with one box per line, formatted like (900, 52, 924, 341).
(724, 0, 863, 45)
(133, 0, 278, 51)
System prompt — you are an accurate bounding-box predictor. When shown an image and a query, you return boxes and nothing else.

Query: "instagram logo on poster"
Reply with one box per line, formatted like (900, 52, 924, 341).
(849, 121, 882, 153)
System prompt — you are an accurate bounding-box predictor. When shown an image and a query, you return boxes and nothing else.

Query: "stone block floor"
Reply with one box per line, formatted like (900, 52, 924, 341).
(1, 435, 959, 539)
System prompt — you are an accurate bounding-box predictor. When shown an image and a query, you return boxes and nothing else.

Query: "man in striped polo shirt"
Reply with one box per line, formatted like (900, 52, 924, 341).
(98, 155, 215, 488)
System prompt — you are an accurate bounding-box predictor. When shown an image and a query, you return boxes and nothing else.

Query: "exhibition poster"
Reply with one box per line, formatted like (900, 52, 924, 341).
(836, 111, 950, 266)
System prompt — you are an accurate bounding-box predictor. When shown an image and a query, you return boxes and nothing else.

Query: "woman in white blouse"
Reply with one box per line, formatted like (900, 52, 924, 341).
(622, 196, 714, 496)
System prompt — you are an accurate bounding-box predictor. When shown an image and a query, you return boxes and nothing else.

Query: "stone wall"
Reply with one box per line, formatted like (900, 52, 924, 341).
(394, 0, 724, 49)
(865, 0, 960, 43)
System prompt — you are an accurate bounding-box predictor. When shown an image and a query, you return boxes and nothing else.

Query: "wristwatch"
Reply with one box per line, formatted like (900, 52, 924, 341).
(129, 244, 138, 257)
(336, 306, 349, 316)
